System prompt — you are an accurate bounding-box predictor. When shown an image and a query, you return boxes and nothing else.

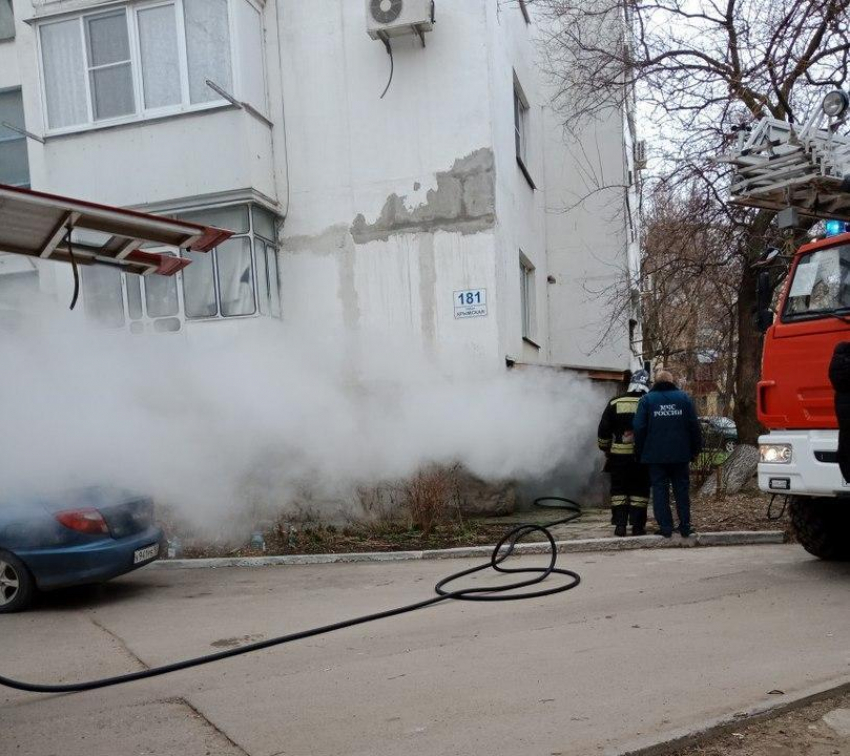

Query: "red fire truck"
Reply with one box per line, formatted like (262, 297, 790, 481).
(723, 90, 850, 560)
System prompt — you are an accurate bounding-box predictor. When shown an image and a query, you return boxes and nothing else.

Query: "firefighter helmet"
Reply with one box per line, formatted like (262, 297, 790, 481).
(628, 369, 651, 394)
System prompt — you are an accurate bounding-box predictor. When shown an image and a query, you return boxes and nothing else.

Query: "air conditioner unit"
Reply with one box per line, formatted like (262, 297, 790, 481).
(366, 0, 435, 41)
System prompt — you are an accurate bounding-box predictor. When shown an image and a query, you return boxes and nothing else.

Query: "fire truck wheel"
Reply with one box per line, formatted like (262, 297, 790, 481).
(789, 497, 850, 561)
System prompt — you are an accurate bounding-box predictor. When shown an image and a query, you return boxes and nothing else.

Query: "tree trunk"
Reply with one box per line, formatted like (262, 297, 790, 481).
(733, 212, 774, 445)
(733, 262, 765, 445)
(698, 444, 759, 497)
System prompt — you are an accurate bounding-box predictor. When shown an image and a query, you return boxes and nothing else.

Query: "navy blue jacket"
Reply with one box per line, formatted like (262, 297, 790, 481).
(633, 382, 703, 464)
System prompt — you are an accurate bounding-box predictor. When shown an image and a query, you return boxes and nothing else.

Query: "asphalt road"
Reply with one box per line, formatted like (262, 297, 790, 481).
(2, 545, 849, 756)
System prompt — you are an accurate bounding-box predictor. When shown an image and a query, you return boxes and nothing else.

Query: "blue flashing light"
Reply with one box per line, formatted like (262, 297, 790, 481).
(825, 219, 849, 237)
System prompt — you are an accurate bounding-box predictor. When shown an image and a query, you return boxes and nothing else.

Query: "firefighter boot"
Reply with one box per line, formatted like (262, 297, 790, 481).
(630, 505, 648, 536)
(613, 506, 628, 537)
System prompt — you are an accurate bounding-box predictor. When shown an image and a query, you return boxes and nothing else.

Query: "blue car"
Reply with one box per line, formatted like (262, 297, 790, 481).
(0, 487, 163, 613)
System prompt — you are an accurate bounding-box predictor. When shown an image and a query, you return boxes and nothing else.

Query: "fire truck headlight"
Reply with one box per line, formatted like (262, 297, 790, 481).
(822, 90, 850, 118)
(759, 444, 793, 464)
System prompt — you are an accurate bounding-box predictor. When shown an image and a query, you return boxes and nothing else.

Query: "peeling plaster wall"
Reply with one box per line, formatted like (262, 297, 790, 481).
(277, 0, 505, 370)
(277, 0, 635, 373)
(350, 149, 496, 244)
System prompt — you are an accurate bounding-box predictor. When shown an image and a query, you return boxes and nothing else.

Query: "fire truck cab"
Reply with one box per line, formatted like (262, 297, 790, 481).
(722, 90, 850, 560)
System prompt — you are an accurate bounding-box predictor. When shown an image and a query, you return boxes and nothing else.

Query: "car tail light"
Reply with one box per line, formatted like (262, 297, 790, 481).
(55, 508, 110, 535)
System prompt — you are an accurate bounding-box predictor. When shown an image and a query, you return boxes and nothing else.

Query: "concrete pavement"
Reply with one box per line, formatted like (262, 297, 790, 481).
(2, 544, 849, 756)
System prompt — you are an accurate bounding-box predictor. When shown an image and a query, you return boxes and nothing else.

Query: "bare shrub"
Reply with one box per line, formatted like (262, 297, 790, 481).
(403, 465, 459, 538)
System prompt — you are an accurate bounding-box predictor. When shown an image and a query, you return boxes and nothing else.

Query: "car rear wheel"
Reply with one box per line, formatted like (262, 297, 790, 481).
(0, 551, 34, 613)
(790, 497, 850, 561)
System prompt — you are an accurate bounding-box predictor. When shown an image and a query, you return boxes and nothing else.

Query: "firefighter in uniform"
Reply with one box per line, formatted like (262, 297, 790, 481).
(597, 370, 651, 537)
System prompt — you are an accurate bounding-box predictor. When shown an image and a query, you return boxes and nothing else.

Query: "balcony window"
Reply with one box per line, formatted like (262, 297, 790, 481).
(82, 265, 126, 329)
(79, 204, 280, 332)
(179, 204, 280, 321)
(37, 0, 264, 134)
(0, 89, 30, 187)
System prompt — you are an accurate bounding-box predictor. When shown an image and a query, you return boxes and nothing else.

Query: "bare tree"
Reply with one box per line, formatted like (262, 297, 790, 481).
(641, 183, 739, 414)
(534, 0, 850, 444)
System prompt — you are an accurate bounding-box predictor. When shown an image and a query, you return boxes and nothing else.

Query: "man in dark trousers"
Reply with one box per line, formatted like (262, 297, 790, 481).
(597, 369, 652, 537)
(633, 370, 703, 538)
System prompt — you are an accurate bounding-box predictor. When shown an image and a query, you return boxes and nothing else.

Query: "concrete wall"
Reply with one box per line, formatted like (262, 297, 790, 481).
(542, 106, 634, 369)
(277, 0, 504, 369)
(1, 0, 640, 373)
(485, 1, 550, 366)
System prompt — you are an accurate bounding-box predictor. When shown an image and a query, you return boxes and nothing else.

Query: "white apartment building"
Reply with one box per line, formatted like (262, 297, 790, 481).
(0, 0, 642, 375)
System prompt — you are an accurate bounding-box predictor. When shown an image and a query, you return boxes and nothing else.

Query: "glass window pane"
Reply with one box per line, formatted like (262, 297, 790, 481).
(86, 12, 130, 67)
(138, 5, 181, 110)
(126, 274, 143, 320)
(184, 0, 232, 104)
(0, 88, 24, 133)
(0, 141, 29, 186)
(217, 237, 255, 316)
(182, 205, 249, 234)
(254, 238, 269, 315)
(268, 245, 281, 318)
(785, 245, 850, 316)
(82, 265, 125, 328)
(252, 206, 276, 241)
(41, 20, 89, 129)
(153, 317, 181, 333)
(181, 249, 217, 318)
(145, 274, 179, 318)
(0, 90, 29, 186)
(90, 63, 135, 120)
(0, 0, 14, 41)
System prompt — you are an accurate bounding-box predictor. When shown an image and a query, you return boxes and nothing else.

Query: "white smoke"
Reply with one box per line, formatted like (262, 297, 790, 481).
(0, 289, 607, 527)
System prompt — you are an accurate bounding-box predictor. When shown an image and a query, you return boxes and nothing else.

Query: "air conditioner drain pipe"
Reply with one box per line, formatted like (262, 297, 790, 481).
(0, 497, 581, 695)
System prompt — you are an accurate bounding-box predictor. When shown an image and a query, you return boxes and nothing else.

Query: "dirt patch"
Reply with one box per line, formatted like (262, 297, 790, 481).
(157, 489, 787, 559)
(690, 491, 791, 537)
(173, 519, 512, 560)
(668, 688, 850, 756)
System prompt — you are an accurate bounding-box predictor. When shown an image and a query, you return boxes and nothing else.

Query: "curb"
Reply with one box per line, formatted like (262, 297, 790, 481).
(609, 677, 850, 756)
(151, 530, 786, 570)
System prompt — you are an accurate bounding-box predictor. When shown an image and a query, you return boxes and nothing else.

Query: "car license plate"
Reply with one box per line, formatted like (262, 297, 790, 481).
(133, 543, 160, 565)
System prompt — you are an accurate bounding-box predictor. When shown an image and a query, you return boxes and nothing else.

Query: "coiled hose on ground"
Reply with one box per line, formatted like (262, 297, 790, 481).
(0, 497, 581, 695)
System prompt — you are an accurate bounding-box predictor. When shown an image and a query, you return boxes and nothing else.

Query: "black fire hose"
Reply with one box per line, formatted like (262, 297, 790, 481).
(0, 497, 581, 695)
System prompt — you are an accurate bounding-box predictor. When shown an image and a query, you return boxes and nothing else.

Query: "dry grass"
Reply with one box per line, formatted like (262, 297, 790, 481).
(403, 465, 459, 538)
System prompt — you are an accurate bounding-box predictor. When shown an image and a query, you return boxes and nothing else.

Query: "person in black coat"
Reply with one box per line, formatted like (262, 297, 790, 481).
(597, 370, 652, 537)
(828, 342, 850, 482)
(633, 370, 703, 537)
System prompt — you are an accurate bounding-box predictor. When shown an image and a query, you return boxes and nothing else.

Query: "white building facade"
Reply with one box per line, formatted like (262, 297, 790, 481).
(0, 0, 642, 374)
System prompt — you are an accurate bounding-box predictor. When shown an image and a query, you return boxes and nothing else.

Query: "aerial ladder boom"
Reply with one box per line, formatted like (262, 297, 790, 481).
(718, 91, 850, 222)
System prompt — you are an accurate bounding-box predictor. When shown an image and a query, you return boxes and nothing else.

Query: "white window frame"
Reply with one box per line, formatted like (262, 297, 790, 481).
(80, 204, 281, 331)
(132, 0, 189, 114)
(520, 252, 536, 341)
(83, 7, 136, 123)
(177, 203, 280, 322)
(514, 75, 529, 164)
(36, 0, 266, 136)
(513, 73, 535, 189)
